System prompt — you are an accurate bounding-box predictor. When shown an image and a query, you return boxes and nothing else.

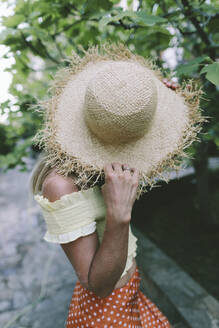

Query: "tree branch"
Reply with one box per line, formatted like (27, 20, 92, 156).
(52, 27, 67, 60)
(117, 19, 140, 30)
(180, 0, 215, 59)
(20, 32, 61, 64)
(177, 25, 196, 36)
(53, 18, 84, 36)
(137, 0, 143, 11)
(86, 16, 143, 30)
(37, 39, 61, 64)
(20, 32, 43, 57)
(16, 55, 37, 72)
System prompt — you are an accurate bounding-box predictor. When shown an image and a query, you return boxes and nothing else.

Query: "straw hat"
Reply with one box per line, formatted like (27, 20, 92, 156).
(34, 42, 205, 198)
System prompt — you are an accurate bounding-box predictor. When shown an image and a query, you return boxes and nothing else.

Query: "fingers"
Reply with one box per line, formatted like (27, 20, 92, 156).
(112, 162, 133, 176)
(104, 163, 114, 173)
(104, 162, 139, 182)
(112, 162, 123, 174)
(122, 164, 129, 170)
(132, 168, 140, 190)
(162, 78, 179, 90)
(122, 163, 133, 177)
(103, 162, 125, 180)
(103, 163, 114, 180)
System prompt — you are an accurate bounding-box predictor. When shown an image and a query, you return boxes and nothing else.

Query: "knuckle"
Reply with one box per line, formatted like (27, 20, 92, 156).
(134, 170, 140, 178)
(125, 175, 132, 182)
(112, 162, 119, 167)
(133, 181, 139, 188)
(132, 178, 139, 187)
(107, 173, 114, 180)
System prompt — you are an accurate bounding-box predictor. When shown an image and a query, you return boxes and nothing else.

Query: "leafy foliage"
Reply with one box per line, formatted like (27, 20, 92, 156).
(0, 0, 218, 171)
(200, 62, 219, 86)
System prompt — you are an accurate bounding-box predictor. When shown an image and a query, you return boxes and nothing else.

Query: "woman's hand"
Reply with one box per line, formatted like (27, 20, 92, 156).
(101, 162, 140, 225)
(162, 78, 179, 90)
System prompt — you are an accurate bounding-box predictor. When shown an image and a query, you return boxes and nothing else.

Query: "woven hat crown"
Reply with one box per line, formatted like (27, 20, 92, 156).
(84, 61, 157, 144)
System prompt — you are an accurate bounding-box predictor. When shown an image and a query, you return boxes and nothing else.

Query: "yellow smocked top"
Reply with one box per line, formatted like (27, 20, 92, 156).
(34, 185, 138, 279)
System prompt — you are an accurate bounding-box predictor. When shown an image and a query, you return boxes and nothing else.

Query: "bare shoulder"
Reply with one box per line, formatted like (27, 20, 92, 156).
(42, 170, 79, 202)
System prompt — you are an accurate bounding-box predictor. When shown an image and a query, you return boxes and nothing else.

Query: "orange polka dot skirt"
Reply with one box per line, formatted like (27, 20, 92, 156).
(65, 266, 171, 328)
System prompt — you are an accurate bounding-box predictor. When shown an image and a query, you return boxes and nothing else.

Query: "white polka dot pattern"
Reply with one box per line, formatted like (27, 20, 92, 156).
(65, 266, 171, 328)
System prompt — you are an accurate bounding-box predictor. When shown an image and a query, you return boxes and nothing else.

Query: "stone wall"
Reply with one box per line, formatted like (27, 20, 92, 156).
(132, 226, 219, 328)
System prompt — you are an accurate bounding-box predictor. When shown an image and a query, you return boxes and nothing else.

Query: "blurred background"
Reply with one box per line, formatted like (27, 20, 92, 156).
(0, 0, 218, 327)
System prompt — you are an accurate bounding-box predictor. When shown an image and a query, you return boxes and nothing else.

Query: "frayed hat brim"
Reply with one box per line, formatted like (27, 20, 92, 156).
(33, 42, 206, 199)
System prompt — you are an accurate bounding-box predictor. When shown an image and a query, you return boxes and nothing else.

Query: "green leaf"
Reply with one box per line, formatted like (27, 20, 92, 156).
(22, 26, 51, 42)
(0, 28, 15, 43)
(200, 63, 219, 86)
(175, 56, 211, 76)
(99, 16, 114, 29)
(207, 16, 219, 33)
(109, 0, 121, 4)
(134, 11, 167, 25)
(111, 10, 136, 21)
(199, 3, 219, 15)
(3, 14, 25, 28)
(40, 15, 53, 28)
(212, 32, 219, 44)
(99, 12, 124, 29)
(0, 30, 24, 48)
(144, 25, 171, 36)
(89, 7, 123, 21)
(99, 10, 166, 30)
(84, 0, 112, 12)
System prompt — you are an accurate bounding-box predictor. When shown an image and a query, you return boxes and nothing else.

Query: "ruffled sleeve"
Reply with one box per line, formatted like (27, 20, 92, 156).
(34, 185, 106, 244)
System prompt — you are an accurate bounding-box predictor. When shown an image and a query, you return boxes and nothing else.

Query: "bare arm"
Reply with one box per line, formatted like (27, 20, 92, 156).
(42, 172, 99, 289)
(88, 162, 139, 298)
(88, 217, 130, 298)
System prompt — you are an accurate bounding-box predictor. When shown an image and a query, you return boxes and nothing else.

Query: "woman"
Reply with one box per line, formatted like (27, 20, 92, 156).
(30, 42, 203, 327)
